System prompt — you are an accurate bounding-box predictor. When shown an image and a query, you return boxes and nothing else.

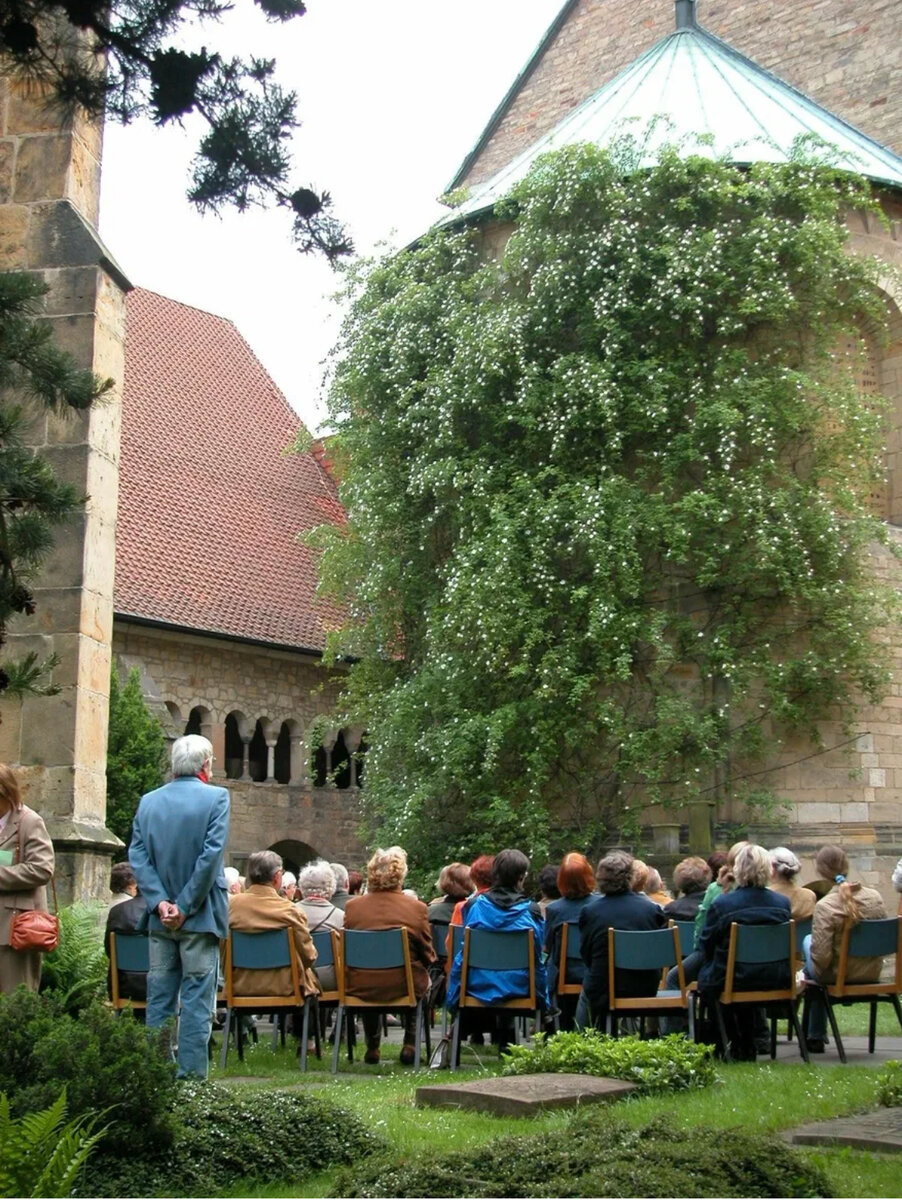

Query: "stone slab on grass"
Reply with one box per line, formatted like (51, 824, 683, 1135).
(416, 1072, 635, 1116)
(785, 1107, 902, 1153)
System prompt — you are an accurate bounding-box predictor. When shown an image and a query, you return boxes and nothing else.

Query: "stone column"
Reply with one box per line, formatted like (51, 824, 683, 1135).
(320, 730, 338, 788)
(344, 727, 364, 789)
(289, 731, 308, 787)
(0, 69, 130, 902)
(265, 738, 276, 782)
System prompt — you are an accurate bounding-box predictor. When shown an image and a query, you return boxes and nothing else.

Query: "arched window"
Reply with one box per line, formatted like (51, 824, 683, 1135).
(332, 731, 351, 789)
(224, 712, 244, 779)
(274, 722, 291, 784)
(249, 719, 268, 782)
(184, 707, 203, 736)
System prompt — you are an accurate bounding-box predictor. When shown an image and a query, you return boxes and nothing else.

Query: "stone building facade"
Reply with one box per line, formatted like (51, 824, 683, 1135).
(447, 0, 902, 900)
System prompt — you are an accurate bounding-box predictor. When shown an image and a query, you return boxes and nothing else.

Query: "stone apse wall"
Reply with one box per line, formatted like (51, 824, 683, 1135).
(460, 0, 902, 189)
(113, 621, 367, 872)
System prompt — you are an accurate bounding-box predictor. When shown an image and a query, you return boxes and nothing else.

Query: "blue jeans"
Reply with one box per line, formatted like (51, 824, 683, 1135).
(801, 933, 827, 1041)
(147, 930, 220, 1079)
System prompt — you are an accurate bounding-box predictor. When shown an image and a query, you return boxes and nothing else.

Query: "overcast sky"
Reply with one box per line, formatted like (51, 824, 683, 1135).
(97, 0, 563, 433)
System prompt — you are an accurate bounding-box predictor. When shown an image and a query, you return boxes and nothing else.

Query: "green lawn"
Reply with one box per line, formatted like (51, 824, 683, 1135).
(211, 1035, 899, 1199)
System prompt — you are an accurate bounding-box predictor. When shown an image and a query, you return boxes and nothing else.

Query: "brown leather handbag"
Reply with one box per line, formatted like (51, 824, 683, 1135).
(8, 825, 59, 953)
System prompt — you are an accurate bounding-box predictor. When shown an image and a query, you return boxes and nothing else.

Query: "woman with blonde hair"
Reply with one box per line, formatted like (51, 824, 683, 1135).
(803, 845, 887, 1052)
(0, 763, 55, 994)
(343, 846, 435, 1064)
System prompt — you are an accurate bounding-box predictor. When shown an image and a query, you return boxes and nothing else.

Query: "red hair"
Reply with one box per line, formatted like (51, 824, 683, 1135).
(557, 852, 595, 899)
(469, 855, 494, 890)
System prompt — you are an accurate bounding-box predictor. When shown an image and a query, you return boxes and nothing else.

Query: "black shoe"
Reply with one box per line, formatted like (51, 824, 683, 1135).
(755, 1038, 772, 1056)
(806, 1038, 826, 1053)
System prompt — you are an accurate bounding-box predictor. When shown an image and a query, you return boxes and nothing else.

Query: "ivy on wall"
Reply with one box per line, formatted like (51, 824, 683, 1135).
(311, 140, 899, 868)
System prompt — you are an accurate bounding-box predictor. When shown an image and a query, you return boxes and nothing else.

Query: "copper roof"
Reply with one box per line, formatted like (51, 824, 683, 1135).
(115, 288, 345, 652)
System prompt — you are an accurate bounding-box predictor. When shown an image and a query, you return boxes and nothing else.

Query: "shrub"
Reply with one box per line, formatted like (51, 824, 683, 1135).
(40, 903, 108, 1015)
(502, 1030, 716, 1093)
(877, 1060, 902, 1107)
(0, 1089, 107, 1199)
(106, 666, 167, 846)
(0, 990, 176, 1158)
(335, 1113, 831, 1199)
(84, 1082, 385, 1197)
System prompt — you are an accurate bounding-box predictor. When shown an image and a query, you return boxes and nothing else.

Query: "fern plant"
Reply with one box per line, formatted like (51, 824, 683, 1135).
(0, 1089, 107, 1199)
(40, 904, 108, 1015)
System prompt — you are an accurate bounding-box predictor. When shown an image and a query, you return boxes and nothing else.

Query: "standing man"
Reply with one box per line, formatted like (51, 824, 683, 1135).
(129, 734, 229, 1079)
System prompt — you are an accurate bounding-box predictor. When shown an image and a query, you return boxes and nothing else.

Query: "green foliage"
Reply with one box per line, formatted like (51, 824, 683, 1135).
(0, 989, 176, 1159)
(314, 139, 899, 869)
(877, 1059, 902, 1107)
(106, 667, 167, 845)
(0, 1089, 106, 1199)
(0, 1, 350, 261)
(334, 1111, 832, 1198)
(84, 1082, 384, 1197)
(40, 902, 108, 1014)
(502, 1030, 716, 1093)
(0, 271, 111, 695)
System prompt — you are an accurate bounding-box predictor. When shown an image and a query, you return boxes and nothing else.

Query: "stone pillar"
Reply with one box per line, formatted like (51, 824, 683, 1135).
(265, 738, 276, 782)
(0, 69, 130, 902)
(289, 731, 308, 787)
(344, 727, 363, 789)
(320, 730, 338, 789)
(210, 720, 227, 783)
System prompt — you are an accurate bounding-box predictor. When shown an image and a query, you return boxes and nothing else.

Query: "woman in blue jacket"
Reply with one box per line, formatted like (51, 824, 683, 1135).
(446, 848, 548, 1049)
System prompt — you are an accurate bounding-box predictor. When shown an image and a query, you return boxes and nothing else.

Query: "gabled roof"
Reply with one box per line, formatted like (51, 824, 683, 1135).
(115, 288, 345, 653)
(440, 11, 902, 228)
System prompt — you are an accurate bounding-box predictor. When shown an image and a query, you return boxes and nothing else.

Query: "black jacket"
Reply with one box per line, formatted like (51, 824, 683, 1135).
(578, 891, 667, 1017)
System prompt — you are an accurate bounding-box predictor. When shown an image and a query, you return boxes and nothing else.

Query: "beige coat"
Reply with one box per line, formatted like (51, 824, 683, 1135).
(769, 878, 817, 921)
(810, 886, 887, 983)
(227, 884, 318, 997)
(0, 805, 55, 994)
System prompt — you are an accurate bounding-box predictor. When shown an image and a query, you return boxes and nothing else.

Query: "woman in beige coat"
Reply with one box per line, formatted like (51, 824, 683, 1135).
(802, 844, 887, 1052)
(768, 846, 816, 921)
(0, 763, 55, 994)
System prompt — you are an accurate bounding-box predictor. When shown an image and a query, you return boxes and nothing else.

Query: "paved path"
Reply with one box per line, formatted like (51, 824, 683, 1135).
(786, 1106, 902, 1153)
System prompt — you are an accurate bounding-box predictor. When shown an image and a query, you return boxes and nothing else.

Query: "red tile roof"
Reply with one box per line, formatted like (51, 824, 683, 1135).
(115, 288, 346, 652)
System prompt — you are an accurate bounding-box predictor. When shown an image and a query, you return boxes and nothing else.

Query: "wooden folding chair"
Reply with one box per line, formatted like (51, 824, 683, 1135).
(219, 928, 305, 1068)
(331, 927, 428, 1071)
(607, 925, 693, 1038)
(802, 916, 902, 1063)
(109, 931, 149, 1014)
(550, 922, 583, 1031)
(713, 920, 808, 1063)
(449, 927, 539, 1068)
(300, 928, 342, 1071)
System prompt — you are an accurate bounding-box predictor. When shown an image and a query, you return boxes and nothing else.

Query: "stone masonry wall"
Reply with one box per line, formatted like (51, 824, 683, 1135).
(462, 0, 902, 189)
(0, 70, 126, 902)
(112, 621, 367, 870)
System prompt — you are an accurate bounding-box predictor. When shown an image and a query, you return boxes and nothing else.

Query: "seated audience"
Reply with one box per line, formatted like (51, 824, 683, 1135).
(630, 859, 650, 894)
(428, 862, 473, 959)
(343, 845, 435, 1065)
(768, 846, 816, 920)
(224, 866, 242, 895)
(450, 854, 494, 926)
(295, 860, 344, 991)
(536, 863, 561, 916)
(330, 862, 351, 910)
(696, 843, 791, 1060)
(544, 852, 596, 1030)
(803, 844, 887, 1052)
(663, 856, 712, 922)
(576, 851, 667, 1031)
(644, 868, 671, 906)
(446, 848, 548, 1050)
(280, 870, 297, 901)
(104, 868, 149, 1009)
(107, 861, 139, 914)
(226, 850, 318, 999)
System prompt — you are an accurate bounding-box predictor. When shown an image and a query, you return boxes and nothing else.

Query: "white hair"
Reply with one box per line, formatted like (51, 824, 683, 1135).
(281, 871, 297, 889)
(770, 846, 802, 880)
(298, 860, 336, 898)
(330, 862, 349, 891)
(224, 867, 240, 886)
(172, 734, 213, 778)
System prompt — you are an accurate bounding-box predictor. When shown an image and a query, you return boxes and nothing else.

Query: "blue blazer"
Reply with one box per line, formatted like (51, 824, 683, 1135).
(697, 886, 791, 992)
(129, 776, 230, 938)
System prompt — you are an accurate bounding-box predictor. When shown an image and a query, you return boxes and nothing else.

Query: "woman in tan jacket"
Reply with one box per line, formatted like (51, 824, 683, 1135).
(0, 764, 55, 994)
(768, 846, 816, 921)
(803, 844, 887, 1052)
